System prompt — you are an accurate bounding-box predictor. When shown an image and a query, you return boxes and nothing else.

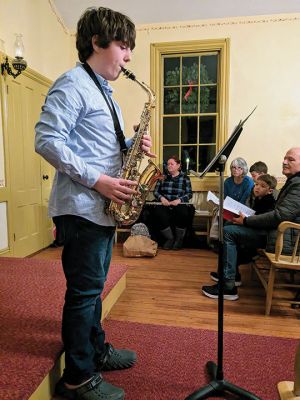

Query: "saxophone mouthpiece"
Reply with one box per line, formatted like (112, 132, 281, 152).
(121, 66, 136, 81)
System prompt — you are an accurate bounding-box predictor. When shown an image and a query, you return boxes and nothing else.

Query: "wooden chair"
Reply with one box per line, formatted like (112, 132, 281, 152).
(252, 221, 300, 315)
(277, 343, 300, 399)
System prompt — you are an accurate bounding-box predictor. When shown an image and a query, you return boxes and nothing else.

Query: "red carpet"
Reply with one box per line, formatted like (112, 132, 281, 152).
(0, 257, 297, 399)
(102, 319, 297, 400)
(0, 257, 128, 400)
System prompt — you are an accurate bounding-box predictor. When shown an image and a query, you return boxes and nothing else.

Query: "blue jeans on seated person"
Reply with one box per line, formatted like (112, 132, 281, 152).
(59, 215, 115, 385)
(223, 224, 267, 281)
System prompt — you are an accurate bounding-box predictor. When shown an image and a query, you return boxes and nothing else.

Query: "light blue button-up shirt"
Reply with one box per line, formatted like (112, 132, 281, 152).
(35, 63, 131, 226)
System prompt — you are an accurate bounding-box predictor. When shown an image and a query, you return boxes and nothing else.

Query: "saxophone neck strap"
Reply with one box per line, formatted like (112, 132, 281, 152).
(82, 62, 127, 154)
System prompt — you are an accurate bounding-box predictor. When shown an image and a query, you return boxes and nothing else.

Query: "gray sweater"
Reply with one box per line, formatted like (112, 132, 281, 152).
(244, 172, 300, 254)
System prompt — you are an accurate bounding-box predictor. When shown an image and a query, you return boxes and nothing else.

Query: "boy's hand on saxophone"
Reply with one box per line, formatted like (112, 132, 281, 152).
(93, 174, 137, 204)
(141, 134, 156, 158)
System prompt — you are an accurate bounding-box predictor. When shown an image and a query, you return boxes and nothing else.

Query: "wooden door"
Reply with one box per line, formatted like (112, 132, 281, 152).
(36, 86, 56, 246)
(6, 72, 52, 256)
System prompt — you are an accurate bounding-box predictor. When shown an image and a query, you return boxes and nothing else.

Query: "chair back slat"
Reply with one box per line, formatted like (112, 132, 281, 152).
(291, 232, 300, 262)
(253, 220, 300, 315)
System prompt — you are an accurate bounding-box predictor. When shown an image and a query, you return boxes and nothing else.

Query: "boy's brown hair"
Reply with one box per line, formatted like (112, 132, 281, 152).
(76, 7, 136, 63)
(256, 174, 277, 190)
(249, 161, 268, 174)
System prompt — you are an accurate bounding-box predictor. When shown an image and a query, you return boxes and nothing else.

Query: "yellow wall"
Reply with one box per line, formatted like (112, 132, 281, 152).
(110, 14, 300, 179)
(1, 6, 299, 251)
(1, 5, 300, 179)
(0, 0, 72, 253)
(0, 0, 72, 81)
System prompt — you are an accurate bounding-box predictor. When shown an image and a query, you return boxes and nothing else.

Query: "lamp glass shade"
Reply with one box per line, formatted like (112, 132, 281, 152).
(14, 34, 24, 58)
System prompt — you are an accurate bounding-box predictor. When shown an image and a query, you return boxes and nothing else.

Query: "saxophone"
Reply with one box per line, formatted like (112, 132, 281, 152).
(107, 67, 162, 225)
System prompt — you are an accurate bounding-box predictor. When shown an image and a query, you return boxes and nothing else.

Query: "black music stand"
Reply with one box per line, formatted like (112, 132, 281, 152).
(186, 108, 260, 400)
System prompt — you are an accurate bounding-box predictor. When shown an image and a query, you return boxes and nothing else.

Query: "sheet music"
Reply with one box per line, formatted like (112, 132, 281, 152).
(207, 191, 255, 217)
(195, 107, 257, 179)
(223, 196, 255, 217)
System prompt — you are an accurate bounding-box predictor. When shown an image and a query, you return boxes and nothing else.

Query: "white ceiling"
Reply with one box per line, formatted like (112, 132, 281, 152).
(52, 0, 300, 31)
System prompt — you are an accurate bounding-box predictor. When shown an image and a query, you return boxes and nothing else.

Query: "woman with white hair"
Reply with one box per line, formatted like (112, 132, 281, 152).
(224, 157, 254, 204)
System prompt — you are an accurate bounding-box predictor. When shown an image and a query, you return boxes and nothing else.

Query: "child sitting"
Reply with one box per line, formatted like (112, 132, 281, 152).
(208, 174, 277, 289)
(249, 161, 268, 182)
(246, 174, 277, 214)
(248, 161, 279, 205)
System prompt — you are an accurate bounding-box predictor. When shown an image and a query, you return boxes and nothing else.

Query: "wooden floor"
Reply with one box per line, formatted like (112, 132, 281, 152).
(32, 243, 300, 339)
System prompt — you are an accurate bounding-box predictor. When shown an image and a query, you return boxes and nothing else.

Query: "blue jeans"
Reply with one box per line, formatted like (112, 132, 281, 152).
(59, 215, 115, 385)
(223, 224, 267, 280)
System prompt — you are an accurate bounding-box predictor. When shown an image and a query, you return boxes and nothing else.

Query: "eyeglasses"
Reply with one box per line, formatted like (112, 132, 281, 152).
(231, 166, 243, 170)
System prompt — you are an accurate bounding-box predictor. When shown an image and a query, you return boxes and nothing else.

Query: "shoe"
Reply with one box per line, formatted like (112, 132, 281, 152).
(55, 373, 124, 400)
(210, 271, 242, 287)
(163, 239, 174, 250)
(202, 283, 239, 301)
(96, 343, 137, 371)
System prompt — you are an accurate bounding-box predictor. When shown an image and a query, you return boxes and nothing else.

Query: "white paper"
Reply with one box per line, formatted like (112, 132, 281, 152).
(223, 196, 255, 217)
(207, 191, 219, 205)
(206, 191, 255, 217)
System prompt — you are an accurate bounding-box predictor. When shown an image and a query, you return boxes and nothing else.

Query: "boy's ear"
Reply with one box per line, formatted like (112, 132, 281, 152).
(268, 188, 273, 194)
(92, 35, 100, 51)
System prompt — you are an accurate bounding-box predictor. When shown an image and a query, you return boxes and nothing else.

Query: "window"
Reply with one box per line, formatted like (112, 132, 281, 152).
(163, 53, 218, 173)
(151, 39, 229, 190)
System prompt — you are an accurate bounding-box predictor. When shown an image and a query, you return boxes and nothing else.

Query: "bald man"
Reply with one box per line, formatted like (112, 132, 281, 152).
(203, 147, 300, 300)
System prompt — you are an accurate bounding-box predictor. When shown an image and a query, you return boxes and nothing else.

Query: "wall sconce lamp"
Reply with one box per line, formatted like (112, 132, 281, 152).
(1, 34, 27, 79)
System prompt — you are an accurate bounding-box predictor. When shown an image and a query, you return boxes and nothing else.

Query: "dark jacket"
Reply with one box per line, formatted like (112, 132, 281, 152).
(246, 190, 278, 212)
(244, 172, 300, 254)
(247, 193, 276, 215)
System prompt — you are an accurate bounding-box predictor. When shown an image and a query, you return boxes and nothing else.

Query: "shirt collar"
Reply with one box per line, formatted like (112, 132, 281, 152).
(96, 74, 113, 96)
(78, 62, 113, 96)
(286, 171, 300, 181)
(167, 171, 183, 179)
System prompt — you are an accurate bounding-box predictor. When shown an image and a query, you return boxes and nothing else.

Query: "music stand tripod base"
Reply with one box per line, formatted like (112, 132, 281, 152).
(185, 361, 261, 399)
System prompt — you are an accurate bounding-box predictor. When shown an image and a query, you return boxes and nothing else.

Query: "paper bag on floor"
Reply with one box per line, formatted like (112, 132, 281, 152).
(123, 235, 158, 257)
(209, 206, 219, 241)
